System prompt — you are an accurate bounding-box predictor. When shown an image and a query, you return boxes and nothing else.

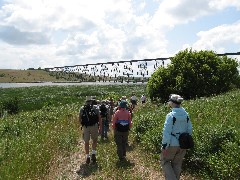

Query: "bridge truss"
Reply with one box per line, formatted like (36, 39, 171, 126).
(45, 52, 240, 83)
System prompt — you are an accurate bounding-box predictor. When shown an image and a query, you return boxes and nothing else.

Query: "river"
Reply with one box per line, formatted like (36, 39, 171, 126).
(0, 81, 146, 88)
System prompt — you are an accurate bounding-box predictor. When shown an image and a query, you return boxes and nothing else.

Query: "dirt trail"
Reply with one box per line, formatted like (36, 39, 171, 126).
(46, 140, 164, 180)
(45, 140, 83, 180)
(46, 138, 198, 180)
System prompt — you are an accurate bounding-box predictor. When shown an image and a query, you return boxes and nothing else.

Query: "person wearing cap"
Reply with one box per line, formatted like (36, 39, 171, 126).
(108, 97, 115, 122)
(160, 94, 192, 180)
(121, 96, 127, 100)
(130, 93, 137, 109)
(99, 100, 110, 139)
(91, 96, 98, 106)
(112, 100, 132, 161)
(113, 98, 121, 114)
(141, 94, 146, 104)
(121, 96, 130, 107)
(79, 96, 102, 164)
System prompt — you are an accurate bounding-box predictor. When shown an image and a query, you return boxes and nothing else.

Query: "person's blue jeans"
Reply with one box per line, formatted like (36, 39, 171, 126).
(101, 116, 109, 138)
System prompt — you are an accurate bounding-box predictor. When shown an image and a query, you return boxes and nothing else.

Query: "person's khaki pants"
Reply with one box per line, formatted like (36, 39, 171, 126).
(82, 124, 98, 142)
(160, 146, 186, 180)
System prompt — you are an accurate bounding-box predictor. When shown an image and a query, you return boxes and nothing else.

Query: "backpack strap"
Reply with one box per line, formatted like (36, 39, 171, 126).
(171, 116, 176, 137)
(173, 116, 176, 125)
(81, 106, 90, 127)
(83, 107, 90, 121)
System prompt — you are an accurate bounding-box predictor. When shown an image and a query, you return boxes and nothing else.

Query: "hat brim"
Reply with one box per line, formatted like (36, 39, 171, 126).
(168, 99, 181, 104)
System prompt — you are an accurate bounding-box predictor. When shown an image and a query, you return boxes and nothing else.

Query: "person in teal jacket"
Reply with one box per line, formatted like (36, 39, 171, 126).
(160, 94, 192, 180)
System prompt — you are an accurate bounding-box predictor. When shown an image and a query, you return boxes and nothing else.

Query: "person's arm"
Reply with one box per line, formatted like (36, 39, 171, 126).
(112, 111, 118, 129)
(79, 107, 83, 127)
(128, 111, 132, 129)
(107, 106, 111, 121)
(94, 106, 102, 132)
(97, 109, 102, 132)
(187, 115, 193, 135)
(162, 114, 173, 150)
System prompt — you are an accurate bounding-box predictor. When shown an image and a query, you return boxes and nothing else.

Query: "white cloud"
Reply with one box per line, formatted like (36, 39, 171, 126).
(192, 22, 240, 53)
(0, 0, 239, 69)
(0, 42, 67, 69)
(150, 0, 240, 29)
(209, 0, 240, 10)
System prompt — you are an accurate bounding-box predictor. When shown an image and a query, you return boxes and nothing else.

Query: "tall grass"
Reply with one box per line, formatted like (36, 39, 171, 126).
(0, 84, 146, 179)
(0, 104, 80, 179)
(133, 89, 240, 179)
(0, 84, 146, 112)
(0, 85, 239, 179)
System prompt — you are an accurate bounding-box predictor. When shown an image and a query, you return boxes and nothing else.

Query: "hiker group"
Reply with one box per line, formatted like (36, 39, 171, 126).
(78, 93, 193, 180)
(79, 93, 145, 164)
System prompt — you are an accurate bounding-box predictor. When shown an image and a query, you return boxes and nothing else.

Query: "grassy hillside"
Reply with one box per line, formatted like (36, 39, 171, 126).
(0, 69, 149, 83)
(0, 85, 239, 179)
(132, 89, 240, 179)
(0, 69, 66, 83)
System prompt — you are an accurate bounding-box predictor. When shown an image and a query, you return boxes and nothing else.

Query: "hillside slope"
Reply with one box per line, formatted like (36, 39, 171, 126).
(0, 69, 148, 83)
(0, 69, 65, 83)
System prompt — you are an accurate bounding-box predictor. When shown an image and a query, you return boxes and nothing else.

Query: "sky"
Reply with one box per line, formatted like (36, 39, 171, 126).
(0, 0, 240, 73)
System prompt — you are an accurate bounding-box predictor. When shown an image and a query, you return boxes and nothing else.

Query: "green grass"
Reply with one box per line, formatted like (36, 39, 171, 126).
(0, 84, 147, 179)
(132, 89, 240, 179)
(0, 84, 146, 112)
(0, 85, 239, 179)
(0, 104, 79, 179)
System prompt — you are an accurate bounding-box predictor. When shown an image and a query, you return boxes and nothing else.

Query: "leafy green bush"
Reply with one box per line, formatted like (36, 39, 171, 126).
(2, 97, 19, 114)
(147, 49, 239, 102)
(207, 141, 240, 179)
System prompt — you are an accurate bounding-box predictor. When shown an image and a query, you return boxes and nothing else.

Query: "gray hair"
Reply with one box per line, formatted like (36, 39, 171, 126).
(169, 94, 183, 104)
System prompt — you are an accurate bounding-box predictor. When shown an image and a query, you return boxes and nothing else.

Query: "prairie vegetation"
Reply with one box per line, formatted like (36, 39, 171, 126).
(0, 85, 239, 179)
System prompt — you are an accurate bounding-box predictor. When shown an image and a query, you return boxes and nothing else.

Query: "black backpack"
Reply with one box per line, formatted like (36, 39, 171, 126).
(116, 123, 129, 132)
(99, 104, 108, 117)
(179, 132, 194, 149)
(81, 105, 98, 127)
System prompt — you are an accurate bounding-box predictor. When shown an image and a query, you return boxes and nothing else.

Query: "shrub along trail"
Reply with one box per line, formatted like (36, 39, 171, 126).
(46, 126, 198, 180)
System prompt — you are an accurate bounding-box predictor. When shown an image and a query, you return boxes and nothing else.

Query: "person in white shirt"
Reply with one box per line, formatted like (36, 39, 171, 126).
(141, 94, 146, 104)
(130, 93, 137, 109)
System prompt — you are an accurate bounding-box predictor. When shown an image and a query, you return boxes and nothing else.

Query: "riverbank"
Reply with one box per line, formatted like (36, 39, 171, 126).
(0, 69, 148, 85)
(0, 81, 146, 88)
(0, 69, 66, 83)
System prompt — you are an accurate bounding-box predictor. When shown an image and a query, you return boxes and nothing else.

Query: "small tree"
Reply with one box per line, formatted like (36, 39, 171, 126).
(147, 49, 239, 102)
(2, 97, 20, 114)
